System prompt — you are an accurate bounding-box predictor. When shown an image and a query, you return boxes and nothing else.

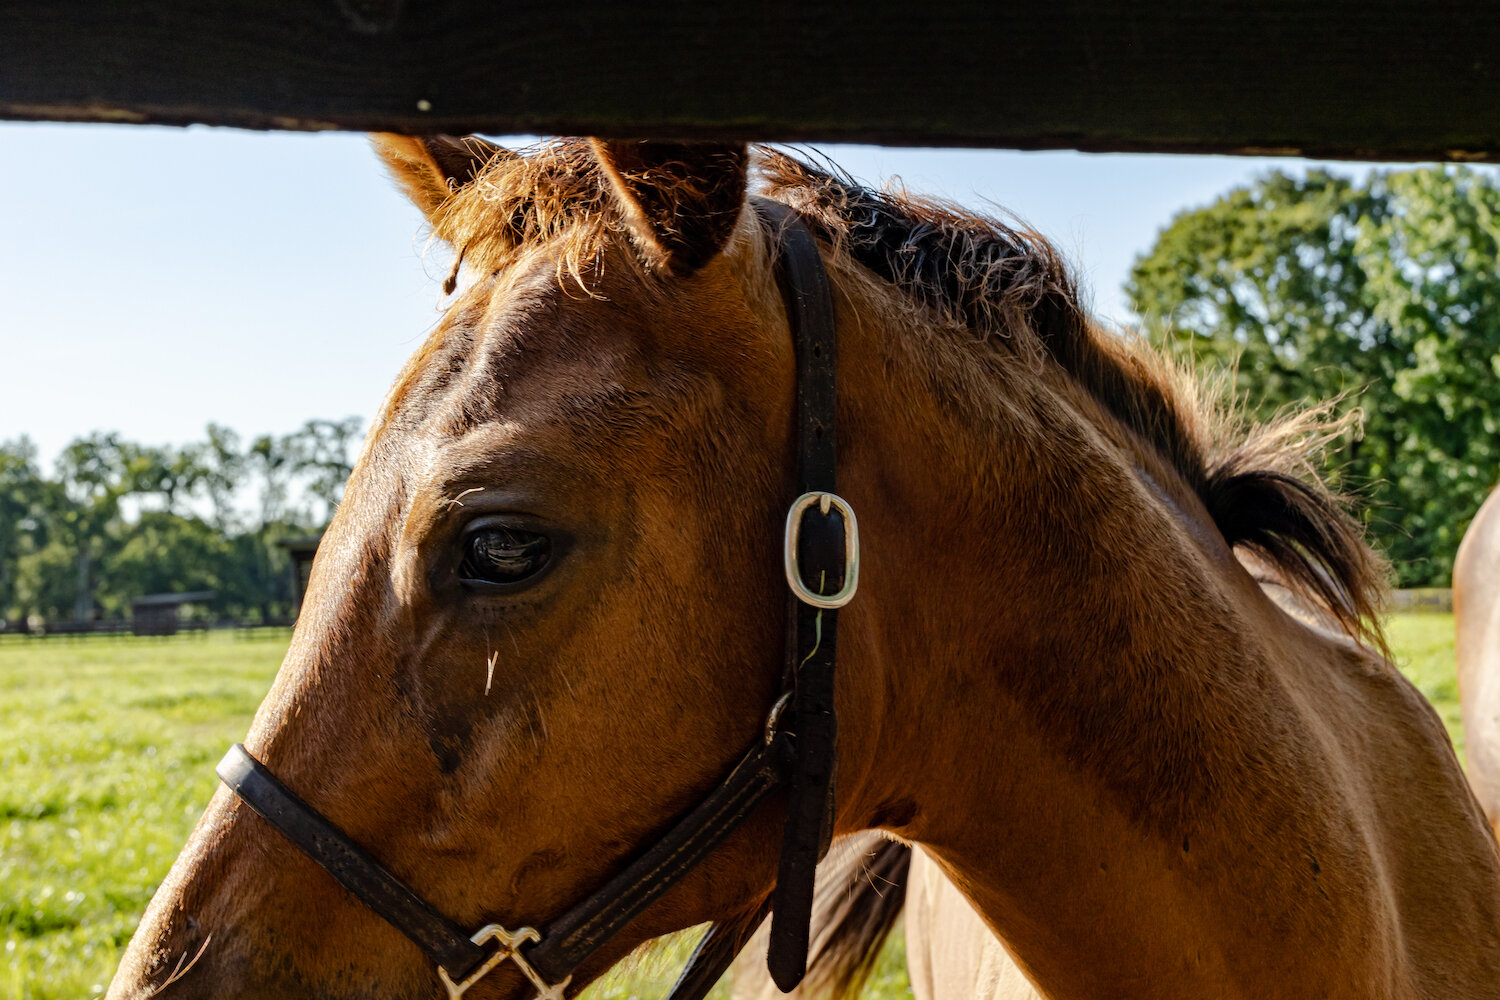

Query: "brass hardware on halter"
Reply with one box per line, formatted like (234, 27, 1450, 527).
(438, 925, 571, 1000)
(783, 492, 860, 609)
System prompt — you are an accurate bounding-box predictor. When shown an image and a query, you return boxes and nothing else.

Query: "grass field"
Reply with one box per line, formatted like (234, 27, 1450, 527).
(0, 616, 1462, 999)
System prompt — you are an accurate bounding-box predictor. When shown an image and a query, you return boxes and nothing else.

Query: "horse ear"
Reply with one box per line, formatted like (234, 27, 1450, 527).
(372, 134, 513, 220)
(590, 140, 750, 275)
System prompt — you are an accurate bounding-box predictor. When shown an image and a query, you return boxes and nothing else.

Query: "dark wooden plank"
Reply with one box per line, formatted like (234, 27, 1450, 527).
(1, 0, 1498, 159)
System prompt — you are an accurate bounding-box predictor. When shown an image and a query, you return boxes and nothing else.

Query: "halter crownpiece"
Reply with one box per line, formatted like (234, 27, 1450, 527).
(216, 198, 853, 1000)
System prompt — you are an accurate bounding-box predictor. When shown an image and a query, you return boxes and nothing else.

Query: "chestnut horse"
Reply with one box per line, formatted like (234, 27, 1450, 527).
(1458, 487, 1500, 836)
(109, 136, 1500, 1000)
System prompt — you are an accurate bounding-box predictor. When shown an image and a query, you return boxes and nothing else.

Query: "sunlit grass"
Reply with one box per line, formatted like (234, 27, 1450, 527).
(0, 615, 1460, 999)
(1384, 613, 1462, 759)
(0, 631, 286, 1000)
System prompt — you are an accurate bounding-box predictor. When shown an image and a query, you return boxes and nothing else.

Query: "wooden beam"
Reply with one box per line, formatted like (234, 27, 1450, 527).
(2, 1, 1498, 160)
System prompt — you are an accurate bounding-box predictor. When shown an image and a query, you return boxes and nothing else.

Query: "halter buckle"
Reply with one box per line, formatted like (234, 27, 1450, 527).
(439, 925, 571, 1000)
(783, 492, 860, 609)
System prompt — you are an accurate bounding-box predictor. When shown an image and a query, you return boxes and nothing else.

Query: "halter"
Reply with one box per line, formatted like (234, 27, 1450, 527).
(215, 197, 855, 1000)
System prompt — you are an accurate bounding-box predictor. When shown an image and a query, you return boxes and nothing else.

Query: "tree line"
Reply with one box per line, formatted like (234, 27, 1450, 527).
(1129, 164, 1500, 587)
(0, 418, 361, 627)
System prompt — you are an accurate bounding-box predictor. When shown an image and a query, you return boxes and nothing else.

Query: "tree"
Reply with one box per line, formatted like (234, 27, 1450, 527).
(1128, 166, 1500, 586)
(201, 423, 244, 532)
(287, 416, 362, 524)
(0, 438, 49, 621)
(245, 432, 299, 527)
(54, 432, 134, 620)
(6, 419, 365, 625)
(102, 511, 229, 616)
(122, 442, 206, 515)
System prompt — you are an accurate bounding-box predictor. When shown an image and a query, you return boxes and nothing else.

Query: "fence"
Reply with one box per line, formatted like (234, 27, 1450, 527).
(1, 590, 1459, 640)
(1389, 589, 1455, 613)
(0, 617, 295, 639)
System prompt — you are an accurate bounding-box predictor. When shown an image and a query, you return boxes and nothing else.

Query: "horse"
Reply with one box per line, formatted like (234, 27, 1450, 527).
(1458, 487, 1500, 836)
(107, 134, 1500, 1000)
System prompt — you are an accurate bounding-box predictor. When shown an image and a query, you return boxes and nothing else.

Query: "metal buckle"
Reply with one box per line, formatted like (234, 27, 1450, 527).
(438, 925, 571, 1000)
(783, 492, 859, 609)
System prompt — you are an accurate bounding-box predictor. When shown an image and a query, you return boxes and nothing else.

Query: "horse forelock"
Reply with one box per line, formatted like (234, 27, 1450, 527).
(430, 138, 668, 292)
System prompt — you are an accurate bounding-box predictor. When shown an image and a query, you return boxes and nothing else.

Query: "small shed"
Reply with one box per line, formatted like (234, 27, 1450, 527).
(130, 591, 217, 636)
(277, 534, 323, 616)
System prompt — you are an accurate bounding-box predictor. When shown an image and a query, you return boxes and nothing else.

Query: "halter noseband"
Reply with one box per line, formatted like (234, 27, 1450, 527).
(215, 197, 855, 1000)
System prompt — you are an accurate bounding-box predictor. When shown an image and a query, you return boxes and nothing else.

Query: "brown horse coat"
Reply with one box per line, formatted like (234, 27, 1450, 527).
(107, 138, 1500, 1000)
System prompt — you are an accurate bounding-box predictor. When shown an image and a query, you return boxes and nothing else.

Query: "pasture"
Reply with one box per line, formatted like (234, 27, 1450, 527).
(0, 616, 1460, 999)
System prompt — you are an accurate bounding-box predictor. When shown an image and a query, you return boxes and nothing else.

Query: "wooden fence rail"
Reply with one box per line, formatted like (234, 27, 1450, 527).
(2, 1, 1499, 160)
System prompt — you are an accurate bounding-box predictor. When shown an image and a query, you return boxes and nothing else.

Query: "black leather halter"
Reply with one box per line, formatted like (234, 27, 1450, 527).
(215, 198, 855, 1000)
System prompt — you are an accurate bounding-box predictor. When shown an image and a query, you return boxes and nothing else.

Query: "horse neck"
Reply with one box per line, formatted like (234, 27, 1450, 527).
(829, 286, 1331, 994)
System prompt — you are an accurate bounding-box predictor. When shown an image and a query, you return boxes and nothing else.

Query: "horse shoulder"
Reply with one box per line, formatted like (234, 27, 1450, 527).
(1288, 612, 1500, 993)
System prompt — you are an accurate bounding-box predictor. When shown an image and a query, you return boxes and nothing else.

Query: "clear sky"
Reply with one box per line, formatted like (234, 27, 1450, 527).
(0, 122, 1394, 467)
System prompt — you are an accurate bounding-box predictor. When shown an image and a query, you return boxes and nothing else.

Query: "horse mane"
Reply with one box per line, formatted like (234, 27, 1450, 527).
(758, 151, 1389, 652)
(428, 140, 1388, 650)
(711, 837, 909, 1000)
(799, 837, 910, 1000)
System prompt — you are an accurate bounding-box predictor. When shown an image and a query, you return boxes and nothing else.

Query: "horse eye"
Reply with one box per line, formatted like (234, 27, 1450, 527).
(459, 526, 551, 587)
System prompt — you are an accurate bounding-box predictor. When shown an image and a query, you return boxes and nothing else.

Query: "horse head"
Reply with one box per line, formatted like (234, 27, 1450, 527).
(108, 137, 891, 999)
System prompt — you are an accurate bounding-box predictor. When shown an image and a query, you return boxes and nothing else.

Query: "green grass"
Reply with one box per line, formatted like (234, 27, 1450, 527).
(0, 615, 1461, 999)
(1385, 613, 1464, 758)
(0, 631, 284, 999)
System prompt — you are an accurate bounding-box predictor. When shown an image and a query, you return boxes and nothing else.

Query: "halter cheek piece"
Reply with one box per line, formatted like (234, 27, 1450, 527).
(216, 198, 855, 1000)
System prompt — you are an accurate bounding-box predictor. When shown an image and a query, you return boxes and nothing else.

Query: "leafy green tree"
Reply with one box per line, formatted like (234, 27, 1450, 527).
(122, 443, 206, 515)
(101, 511, 229, 616)
(218, 524, 299, 623)
(6, 419, 364, 625)
(1129, 166, 1500, 586)
(201, 423, 245, 531)
(246, 433, 300, 527)
(13, 539, 83, 623)
(54, 433, 135, 620)
(287, 417, 362, 524)
(0, 439, 50, 620)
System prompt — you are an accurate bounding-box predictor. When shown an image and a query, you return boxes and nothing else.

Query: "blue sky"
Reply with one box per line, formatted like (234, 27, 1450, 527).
(0, 122, 1393, 466)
